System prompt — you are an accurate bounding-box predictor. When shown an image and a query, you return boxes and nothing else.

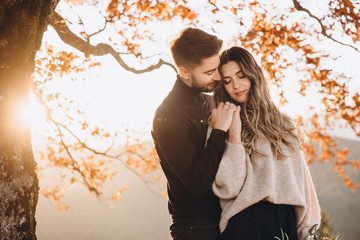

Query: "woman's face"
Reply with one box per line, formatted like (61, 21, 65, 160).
(220, 61, 251, 104)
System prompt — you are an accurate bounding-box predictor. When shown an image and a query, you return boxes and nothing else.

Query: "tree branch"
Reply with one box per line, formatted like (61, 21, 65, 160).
(55, 120, 162, 197)
(292, 0, 360, 53)
(49, 12, 177, 74)
(55, 124, 101, 196)
(208, 0, 220, 11)
(87, 20, 108, 39)
(70, 7, 109, 41)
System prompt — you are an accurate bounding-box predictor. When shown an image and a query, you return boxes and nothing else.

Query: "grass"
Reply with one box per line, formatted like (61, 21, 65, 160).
(274, 224, 342, 240)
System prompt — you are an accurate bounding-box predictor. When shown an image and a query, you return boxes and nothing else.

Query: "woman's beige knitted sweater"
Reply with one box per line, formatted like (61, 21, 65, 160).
(207, 128, 321, 240)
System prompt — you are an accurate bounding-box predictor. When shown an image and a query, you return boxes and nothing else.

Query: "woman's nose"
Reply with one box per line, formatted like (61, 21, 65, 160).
(233, 80, 240, 89)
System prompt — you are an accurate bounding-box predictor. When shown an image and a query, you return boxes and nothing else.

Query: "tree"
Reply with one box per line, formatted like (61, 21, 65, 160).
(1, 0, 359, 238)
(0, 1, 60, 238)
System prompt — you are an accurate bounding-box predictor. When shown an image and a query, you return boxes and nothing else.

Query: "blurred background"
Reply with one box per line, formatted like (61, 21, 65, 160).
(35, 137, 360, 240)
(7, 0, 358, 239)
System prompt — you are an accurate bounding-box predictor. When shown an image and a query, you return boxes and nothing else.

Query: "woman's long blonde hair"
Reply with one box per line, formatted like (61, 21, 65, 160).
(213, 47, 300, 161)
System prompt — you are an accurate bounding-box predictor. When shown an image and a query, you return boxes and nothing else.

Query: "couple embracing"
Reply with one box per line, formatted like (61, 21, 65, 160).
(151, 28, 320, 240)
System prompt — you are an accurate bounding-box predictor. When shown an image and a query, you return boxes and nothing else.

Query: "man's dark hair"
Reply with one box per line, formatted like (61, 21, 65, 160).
(170, 27, 223, 69)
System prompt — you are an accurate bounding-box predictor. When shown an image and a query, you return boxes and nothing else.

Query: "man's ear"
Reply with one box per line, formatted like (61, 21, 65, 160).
(178, 66, 190, 80)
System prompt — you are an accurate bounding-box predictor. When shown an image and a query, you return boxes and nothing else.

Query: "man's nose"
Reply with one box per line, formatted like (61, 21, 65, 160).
(213, 69, 221, 81)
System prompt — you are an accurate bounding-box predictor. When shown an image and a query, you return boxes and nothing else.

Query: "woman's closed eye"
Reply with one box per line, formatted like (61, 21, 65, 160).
(223, 77, 232, 84)
(236, 73, 245, 79)
(223, 75, 246, 84)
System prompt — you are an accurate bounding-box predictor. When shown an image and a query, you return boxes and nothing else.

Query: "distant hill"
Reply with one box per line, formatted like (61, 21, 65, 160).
(308, 137, 360, 240)
(35, 137, 360, 240)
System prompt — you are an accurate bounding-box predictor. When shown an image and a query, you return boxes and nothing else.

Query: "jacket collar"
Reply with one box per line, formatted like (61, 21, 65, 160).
(171, 75, 201, 101)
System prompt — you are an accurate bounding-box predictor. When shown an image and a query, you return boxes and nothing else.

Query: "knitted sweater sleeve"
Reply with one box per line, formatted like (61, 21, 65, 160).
(296, 154, 321, 240)
(212, 141, 248, 200)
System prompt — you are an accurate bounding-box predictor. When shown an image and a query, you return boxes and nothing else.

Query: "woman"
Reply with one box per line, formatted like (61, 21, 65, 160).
(208, 47, 321, 240)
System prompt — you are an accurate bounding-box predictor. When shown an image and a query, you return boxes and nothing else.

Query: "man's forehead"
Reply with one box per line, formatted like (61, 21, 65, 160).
(198, 55, 220, 70)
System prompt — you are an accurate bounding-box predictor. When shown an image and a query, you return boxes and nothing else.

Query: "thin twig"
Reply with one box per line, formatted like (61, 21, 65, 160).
(208, 0, 220, 11)
(55, 124, 101, 196)
(292, 0, 360, 53)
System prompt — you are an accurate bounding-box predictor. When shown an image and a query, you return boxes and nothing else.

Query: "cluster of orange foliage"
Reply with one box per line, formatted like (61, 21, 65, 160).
(33, 0, 359, 209)
(34, 44, 162, 209)
(105, 0, 196, 56)
(329, 0, 360, 42)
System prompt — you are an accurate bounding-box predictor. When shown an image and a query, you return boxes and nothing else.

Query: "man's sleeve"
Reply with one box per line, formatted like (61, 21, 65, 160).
(152, 115, 227, 197)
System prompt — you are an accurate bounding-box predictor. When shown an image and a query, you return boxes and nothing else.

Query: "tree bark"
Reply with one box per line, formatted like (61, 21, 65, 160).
(0, 0, 59, 239)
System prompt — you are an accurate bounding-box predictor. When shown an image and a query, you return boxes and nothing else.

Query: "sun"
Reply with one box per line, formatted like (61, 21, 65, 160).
(19, 93, 47, 134)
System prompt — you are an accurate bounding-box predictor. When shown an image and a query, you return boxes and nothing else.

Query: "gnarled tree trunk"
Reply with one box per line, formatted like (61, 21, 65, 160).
(0, 0, 59, 239)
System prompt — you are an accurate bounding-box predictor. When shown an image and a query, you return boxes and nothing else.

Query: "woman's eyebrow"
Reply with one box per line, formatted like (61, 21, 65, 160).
(223, 70, 242, 78)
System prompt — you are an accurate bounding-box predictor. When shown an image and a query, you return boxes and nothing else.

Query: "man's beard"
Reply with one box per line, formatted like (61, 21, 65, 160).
(190, 74, 217, 93)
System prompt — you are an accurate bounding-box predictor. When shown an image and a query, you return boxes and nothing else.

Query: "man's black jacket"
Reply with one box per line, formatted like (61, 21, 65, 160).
(151, 77, 227, 218)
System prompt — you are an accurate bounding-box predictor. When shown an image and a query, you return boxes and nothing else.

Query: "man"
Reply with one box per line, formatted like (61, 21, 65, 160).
(151, 28, 236, 240)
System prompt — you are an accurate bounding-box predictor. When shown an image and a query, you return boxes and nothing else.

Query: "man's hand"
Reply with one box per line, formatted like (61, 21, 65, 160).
(210, 102, 236, 132)
(228, 105, 241, 143)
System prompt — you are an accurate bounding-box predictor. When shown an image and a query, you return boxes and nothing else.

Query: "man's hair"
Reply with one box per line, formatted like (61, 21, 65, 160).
(170, 27, 223, 69)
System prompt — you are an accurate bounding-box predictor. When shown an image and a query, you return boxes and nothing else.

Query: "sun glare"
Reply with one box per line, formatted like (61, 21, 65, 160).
(20, 93, 47, 134)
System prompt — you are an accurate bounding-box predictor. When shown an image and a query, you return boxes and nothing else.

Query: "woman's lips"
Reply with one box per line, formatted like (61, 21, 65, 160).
(235, 90, 246, 96)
